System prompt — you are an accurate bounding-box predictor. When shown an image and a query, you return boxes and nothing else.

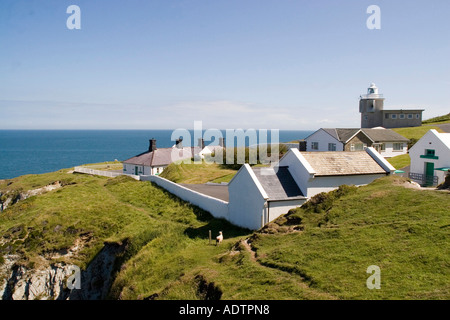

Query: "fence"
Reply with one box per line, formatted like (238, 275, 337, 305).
(409, 172, 438, 186)
(74, 166, 140, 180)
(141, 175, 229, 220)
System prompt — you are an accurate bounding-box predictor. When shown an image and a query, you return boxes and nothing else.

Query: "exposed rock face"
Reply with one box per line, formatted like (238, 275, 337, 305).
(0, 261, 74, 300)
(0, 242, 127, 300)
(0, 181, 62, 212)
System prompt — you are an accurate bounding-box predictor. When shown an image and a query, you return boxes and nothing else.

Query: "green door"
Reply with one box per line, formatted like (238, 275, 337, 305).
(135, 166, 138, 175)
(425, 162, 434, 186)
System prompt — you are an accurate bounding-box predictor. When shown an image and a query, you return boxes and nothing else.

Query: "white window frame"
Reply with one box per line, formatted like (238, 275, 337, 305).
(391, 114, 397, 119)
(393, 143, 403, 151)
(311, 142, 319, 150)
(328, 143, 336, 151)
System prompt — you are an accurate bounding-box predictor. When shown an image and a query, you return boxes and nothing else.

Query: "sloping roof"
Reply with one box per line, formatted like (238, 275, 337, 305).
(320, 128, 409, 143)
(301, 151, 387, 176)
(252, 166, 305, 201)
(361, 128, 409, 142)
(436, 132, 450, 149)
(124, 147, 201, 167)
(335, 129, 360, 142)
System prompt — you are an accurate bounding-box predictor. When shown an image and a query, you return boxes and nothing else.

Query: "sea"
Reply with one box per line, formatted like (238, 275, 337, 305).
(0, 130, 314, 180)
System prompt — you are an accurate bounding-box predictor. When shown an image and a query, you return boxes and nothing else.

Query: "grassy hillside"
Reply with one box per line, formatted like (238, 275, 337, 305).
(392, 125, 443, 141)
(160, 162, 238, 184)
(112, 176, 450, 300)
(1, 169, 449, 300)
(387, 154, 411, 170)
(422, 113, 450, 125)
(0, 169, 249, 295)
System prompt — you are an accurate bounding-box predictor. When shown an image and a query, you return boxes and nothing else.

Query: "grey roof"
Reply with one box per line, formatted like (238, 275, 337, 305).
(361, 129, 409, 142)
(252, 166, 305, 201)
(320, 128, 409, 143)
(301, 151, 388, 176)
(124, 147, 201, 167)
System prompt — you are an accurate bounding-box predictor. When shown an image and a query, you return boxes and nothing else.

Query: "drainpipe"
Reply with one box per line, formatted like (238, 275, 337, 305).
(263, 201, 270, 227)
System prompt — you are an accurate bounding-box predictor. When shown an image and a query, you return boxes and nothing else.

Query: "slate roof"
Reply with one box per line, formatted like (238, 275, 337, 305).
(361, 129, 409, 142)
(301, 151, 387, 176)
(124, 147, 201, 167)
(320, 128, 409, 143)
(252, 166, 305, 201)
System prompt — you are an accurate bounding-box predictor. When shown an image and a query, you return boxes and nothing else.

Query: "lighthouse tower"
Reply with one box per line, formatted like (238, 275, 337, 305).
(359, 83, 385, 128)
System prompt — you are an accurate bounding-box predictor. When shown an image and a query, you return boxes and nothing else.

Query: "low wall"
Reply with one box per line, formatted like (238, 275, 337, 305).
(74, 167, 140, 180)
(141, 175, 229, 220)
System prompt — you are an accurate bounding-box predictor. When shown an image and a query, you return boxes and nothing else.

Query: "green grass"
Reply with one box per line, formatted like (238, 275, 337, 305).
(422, 113, 450, 125)
(387, 154, 411, 169)
(160, 161, 238, 184)
(249, 177, 450, 299)
(80, 161, 123, 171)
(2, 169, 449, 300)
(392, 125, 444, 141)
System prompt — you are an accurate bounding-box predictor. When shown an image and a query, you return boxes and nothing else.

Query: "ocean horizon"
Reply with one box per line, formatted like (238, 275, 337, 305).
(0, 129, 314, 179)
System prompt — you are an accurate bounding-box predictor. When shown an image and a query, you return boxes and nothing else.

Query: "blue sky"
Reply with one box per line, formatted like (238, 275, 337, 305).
(1, 0, 449, 130)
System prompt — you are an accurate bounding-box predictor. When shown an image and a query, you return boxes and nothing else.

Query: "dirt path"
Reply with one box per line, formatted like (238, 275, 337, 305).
(239, 238, 337, 299)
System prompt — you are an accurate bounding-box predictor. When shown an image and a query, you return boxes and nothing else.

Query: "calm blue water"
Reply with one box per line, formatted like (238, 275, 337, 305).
(0, 130, 313, 179)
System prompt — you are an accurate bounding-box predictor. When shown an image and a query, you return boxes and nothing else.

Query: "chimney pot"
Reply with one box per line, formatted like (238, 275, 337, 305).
(149, 139, 157, 152)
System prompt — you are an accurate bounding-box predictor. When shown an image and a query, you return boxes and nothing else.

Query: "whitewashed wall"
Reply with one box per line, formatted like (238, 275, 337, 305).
(123, 163, 167, 175)
(279, 148, 315, 197)
(409, 129, 450, 185)
(305, 129, 344, 152)
(74, 167, 140, 180)
(380, 142, 408, 158)
(141, 175, 229, 220)
(228, 165, 268, 230)
(267, 199, 306, 222)
(305, 174, 386, 198)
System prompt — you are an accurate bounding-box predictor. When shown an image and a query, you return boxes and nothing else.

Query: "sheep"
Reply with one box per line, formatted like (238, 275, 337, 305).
(216, 231, 223, 246)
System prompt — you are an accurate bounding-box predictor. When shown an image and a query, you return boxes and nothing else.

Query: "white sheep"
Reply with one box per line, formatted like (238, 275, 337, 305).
(216, 231, 223, 245)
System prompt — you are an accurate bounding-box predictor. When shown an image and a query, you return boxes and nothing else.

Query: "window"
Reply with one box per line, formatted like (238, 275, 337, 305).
(420, 149, 439, 159)
(311, 142, 319, 150)
(385, 113, 389, 119)
(393, 143, 403, 151)
(391, 114, 397, 119)
(328, 143, 336, 151)
(399, 114, 405, 119)
(381, 143, 385, 151)
(416, 114, 420, 119)
(407, 114, 413, 119)
(364, 115, 368, 121)
(351, 143, 364, 151)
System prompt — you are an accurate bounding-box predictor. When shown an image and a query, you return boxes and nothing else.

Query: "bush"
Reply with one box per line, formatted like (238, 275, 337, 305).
(301, 184, 358, 213)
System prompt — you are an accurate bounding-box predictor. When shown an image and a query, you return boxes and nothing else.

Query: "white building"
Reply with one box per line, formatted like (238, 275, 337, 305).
(408, 129, 450, 186)
(123, 138, 224, 176)
(228, 147, 395, 230)
(228, 164, 307, 230)
(304, 128, 409, 158)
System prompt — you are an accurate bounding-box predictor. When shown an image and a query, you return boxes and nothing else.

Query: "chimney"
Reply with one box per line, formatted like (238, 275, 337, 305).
(149, 139, 157, 152)
(219, 137, 225, 147)
(198, 138, 205, 149)
(175, 137, 183, 149)
(299, 140, 307, 151)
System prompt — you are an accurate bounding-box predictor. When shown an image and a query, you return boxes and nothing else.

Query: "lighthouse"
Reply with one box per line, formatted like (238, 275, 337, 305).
(359, 83, 385, 128)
